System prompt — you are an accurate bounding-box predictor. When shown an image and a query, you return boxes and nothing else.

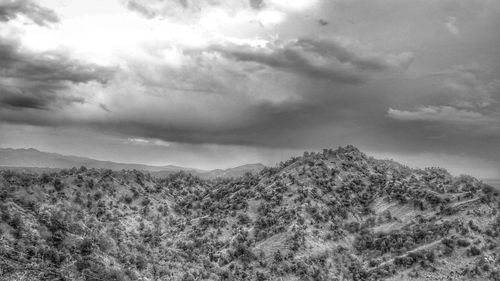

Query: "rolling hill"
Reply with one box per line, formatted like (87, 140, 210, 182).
(0, 145, 498, 280)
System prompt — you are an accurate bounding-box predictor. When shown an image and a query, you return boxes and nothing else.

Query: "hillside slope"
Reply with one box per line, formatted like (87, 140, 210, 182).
(0, 146, 498, 281)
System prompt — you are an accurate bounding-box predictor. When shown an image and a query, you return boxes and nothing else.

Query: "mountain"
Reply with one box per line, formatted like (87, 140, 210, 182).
(0, 148, 264, 179)
(484, 179, 500, 190)
(0, 146, 498, 281)
(0, 147, 194, 172)
(197, 163, 266, 179)
(149, 164, 265, 179)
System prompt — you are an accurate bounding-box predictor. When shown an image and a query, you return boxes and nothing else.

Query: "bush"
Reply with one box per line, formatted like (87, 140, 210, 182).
(40, 173, 52, 184)
(54, 179, 65, 191)
(141, 198, 151, 206)
(237, 213, 251, 225)
(122, 195, 133, 204)
(80, 238, 94, 256)
(135, 255, 147, 271)
(8, 214, 23, 229)
(457, 239, 471, 247)
(273, 250, 283, 263)
(468, 246, 481, 256)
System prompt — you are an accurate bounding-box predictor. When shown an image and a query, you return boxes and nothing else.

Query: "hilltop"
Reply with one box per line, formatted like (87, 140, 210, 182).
(0, 146, 498, 280)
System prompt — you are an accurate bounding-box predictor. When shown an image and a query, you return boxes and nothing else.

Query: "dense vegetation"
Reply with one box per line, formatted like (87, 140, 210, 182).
(0, 146, 499, 280)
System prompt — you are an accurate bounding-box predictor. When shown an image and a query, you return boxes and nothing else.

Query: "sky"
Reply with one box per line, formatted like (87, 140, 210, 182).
(0, 0, 499, 178)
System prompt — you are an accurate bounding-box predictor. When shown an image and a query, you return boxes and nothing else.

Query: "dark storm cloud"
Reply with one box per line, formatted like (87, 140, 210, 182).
(210, 38, 413, 84)
(0, 93, 321, 147)
(249, 0, 264, 10)
(1, 59, 346, 148)
(0, 37, 114, 110)
(297, 38, 413, 71)
(0, 34, 415, 148)
(81, 98, 325, 148)
(0, 83, 86, 110)
(126, 0, 157, 18)
(178, 0, 188, 9)
(318, 19, 329, 26)
(0, 94, 47, 109)
(0, 0, 58, 26)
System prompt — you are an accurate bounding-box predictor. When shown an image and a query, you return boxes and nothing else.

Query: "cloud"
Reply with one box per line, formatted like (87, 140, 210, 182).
(0, 36, 114, 110)
(0, 41, 314, 146)
(125, 0, 318, 18)
(127, 137, 172, 147)
(296, 38, 414, 71)
(0, 0, 58, 26)
(0, 30, 414, 148)
(387, 106, 494, 124)
(249, 0, 264, 10)
(444, 16, 460, 36)
(428, 64, 499, 109)
(0, 43, 346, 148)
(123, 0, 321, 32)
(125, 0, 248, 19)
(125, 0, 162, 19)
(210, 37, 413, 84)
(123, 0, 292, 32)
(387, 63, 500, 141)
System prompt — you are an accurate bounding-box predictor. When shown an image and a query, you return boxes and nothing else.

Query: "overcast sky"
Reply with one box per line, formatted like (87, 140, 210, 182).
(0, 0, 499, 177)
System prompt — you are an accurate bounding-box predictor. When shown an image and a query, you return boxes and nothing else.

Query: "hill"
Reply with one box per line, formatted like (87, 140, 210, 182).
(197, 164, 266, 179)
(0, 148, 264, 179)
(483, 179, 500, 190)
(0, 146, 498, 280)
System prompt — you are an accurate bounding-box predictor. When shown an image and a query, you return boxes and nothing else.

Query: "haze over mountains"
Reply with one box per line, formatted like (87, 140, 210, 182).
(484, 179, 500, 189)
(0, 148, 265, 179)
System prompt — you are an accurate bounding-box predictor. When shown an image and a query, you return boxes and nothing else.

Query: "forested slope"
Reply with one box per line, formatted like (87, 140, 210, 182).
(1, 146, 499, 280)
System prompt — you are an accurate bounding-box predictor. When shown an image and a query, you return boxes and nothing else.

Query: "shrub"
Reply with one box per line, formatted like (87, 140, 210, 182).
(457, 239, 471, 247)
(135, 255, 147, 271)
(80, 238, 94, 256)
(8, 214, 23, 229)
(273, 250, 283, 263)
(122, 195, 133, 204)
(237, 213, 251, 225)
(141, 198, 151, 206)
(54, 179, 65, 192)
(40, 173, 52, 184)
(468, 246, 481, 256)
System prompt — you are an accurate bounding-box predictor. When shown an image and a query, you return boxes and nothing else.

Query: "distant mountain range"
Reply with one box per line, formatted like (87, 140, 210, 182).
(0, 147, 265, 179)
(484, 178, 500, 189)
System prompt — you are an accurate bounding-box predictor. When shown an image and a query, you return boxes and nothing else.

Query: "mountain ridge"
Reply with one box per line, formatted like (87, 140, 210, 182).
(0, 147, 265, 179)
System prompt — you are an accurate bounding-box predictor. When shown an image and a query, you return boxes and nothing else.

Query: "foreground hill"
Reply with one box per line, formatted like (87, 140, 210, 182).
(0, 146, 498, 281)
(0, 148, 264, 179)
